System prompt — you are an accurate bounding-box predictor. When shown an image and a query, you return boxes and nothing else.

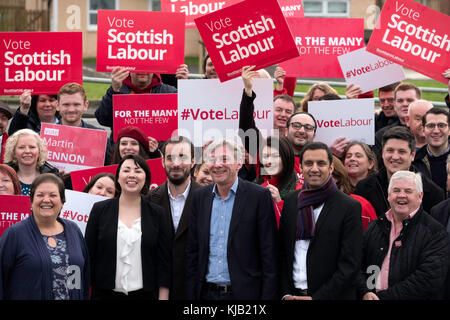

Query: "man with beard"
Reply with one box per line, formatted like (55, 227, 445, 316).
(286, 112, 317, 186)
(146, 135, 200, 300)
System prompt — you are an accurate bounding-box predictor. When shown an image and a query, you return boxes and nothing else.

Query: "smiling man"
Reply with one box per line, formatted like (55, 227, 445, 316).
(355, 126, 444, 217)
(279, 142, 362, 300)
(359, 171, 449, 300)
(146, 136, 200, 300)
(186, 139, 278, 300)
(57, 83, 102, 130)
(413, 107, 450, 193)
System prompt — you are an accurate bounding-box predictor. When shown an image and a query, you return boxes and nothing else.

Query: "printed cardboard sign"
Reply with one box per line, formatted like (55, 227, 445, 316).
(308, 98, 375, 146)
(0, 32, 82, 95)
(195, 0, 299, 82)
(40, 123, 108, 173)
(161, 0, 242, 29)
(279, 18, 365, 77)
(0, 195, 31, 237)
(113, 94, 178, 142)
(338, 47, 406, 93)
(96, 10, 185, 73)
(366, 0, 450, 83)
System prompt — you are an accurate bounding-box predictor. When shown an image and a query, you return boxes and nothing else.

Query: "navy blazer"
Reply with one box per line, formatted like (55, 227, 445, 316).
(84, 196, 172, 297)
(0, 215, 90, 300)
(185, 178, 279, 300)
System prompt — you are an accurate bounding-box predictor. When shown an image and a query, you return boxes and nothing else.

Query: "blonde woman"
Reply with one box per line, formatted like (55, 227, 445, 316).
(300, 82, 338, 112)
(3, 128, 59, 195)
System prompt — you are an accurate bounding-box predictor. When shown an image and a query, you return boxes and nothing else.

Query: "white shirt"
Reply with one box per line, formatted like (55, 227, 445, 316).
(114, 218, 143, 295)
(168, 181, 191, 232)
(292, 203, 324, 290)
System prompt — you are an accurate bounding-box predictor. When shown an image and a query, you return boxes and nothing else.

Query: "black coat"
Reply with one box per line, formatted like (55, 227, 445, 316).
(146, 180, 200, 300)
(354, 167, 444, 217)
(358, 207, 449, 300)
(279, 189, 363, 300)
(186, 178, 279, 300)
(84, 197, 172, 298)
(8, 106, 61, 136)
(430, 199, 450, 300)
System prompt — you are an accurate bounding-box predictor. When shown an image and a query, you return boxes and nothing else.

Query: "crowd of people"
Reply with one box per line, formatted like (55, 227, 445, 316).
(0, 53, 449, 301)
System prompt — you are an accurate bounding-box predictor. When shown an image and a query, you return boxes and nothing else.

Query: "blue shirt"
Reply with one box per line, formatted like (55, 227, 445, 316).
(206, 178, 239, 285)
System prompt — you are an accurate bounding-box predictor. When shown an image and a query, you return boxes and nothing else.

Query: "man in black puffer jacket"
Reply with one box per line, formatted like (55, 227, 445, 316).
(358, 171, 449, 300)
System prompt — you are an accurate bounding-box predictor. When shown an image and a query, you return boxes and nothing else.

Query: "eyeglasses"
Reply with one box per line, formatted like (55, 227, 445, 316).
(424, 123, 448, 130)
(289, 122, 315, 132)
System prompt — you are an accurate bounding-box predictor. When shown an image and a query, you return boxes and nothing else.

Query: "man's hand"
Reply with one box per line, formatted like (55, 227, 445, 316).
(274, 66, 286, 91)
(19, 89, 32, 115)
(345, 83, 362, 99)
(111, 67, 130, 92)
(330, 137, 350, 158)
(175, 64, 189, 80)
(363, 292, 379, 300)
(241, 65, 259, 97)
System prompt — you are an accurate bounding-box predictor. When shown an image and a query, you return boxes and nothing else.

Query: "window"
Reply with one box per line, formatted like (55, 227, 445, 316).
(87, 0, 119, 30)
(304, 0, 350, 17)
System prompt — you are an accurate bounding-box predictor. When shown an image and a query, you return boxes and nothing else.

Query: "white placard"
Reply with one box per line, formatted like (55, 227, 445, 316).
(61, 190, 108, 235)
(338, 47, 406, 93)
(178, 78, 274, 147)
(309, 98, 375, 146)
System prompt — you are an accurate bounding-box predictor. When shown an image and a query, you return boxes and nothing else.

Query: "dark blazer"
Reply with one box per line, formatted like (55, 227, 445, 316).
(186, 178, 279, 300)
(279, 189, 363, 300)
(84, 196, 172, 298)
(147, 179, 201, 300)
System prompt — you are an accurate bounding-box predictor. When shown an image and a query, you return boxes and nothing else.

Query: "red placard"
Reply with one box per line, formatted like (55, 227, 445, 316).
(70, 159, 167, 192)
(113, 94, 178, 142)
(0, 32, 82, 95)
(40, 123, 108, 173)
(195, 0, 299, 82)
(96, 10, 185, 74)
(366, 0, 450, 84)
(0, 195, 31, 237)
(161, 0, 242, 29)
(278, 0, 305, 18)
(279, 18, 365, 78)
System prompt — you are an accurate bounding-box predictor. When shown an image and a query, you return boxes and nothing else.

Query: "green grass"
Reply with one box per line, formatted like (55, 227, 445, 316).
(290, 79, 447, 103)
(83, 82, 110, 101)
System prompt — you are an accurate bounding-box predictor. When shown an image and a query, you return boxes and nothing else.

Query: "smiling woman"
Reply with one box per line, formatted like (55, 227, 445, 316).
(85, 154, 171, 300)
(3, 129, 60, 195)
(0, 173, 90, 300)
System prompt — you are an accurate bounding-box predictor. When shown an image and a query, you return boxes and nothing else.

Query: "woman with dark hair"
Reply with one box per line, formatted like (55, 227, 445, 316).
(0, 164, 21, 195)
(82, 173, 116, 198)
(343, 141, 377, 188)
(0, 173, 90, 299)
(109, 126, 161, 165)
(85, 154, 171, 300)
(8, 90, 60, 136)
(332, 156, 377, 231)
(256, 136, 301, 227)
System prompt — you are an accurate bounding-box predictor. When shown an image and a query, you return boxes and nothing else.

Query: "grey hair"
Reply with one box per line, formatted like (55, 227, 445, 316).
(407, 99, 433, 117)
(388, 170, 423, 194)
(204, 139, 244, 164)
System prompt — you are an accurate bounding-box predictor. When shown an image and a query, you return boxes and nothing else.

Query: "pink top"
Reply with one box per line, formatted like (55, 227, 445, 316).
(376, 207, 419, 291)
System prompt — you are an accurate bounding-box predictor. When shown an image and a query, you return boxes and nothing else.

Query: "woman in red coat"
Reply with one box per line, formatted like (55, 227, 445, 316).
(255, 136, 301, 227)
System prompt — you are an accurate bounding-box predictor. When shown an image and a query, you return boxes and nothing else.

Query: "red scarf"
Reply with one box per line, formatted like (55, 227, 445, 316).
(122, 73, 162, 94)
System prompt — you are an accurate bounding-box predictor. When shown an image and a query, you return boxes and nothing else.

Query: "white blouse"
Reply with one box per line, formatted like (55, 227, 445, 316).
(114, 218, 143, 295)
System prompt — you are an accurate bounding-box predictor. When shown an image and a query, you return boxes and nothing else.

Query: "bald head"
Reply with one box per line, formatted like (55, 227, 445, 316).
(405, 100, 434, 148)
